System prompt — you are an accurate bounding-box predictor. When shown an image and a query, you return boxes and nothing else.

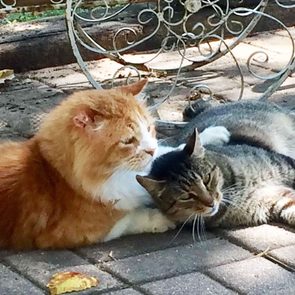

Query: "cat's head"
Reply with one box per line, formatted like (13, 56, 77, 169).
(137, 129, 223, 222)
(37, 79, 157, 192)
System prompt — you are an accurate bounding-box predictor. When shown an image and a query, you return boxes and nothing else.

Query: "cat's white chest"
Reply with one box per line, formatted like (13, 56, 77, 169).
(97, 169, 152, 211)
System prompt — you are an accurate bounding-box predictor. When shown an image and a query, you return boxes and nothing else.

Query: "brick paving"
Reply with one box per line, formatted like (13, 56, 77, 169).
(0, 26, 295, 294)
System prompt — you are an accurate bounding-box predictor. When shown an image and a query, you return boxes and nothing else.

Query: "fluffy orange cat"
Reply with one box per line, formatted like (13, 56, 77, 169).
(0, 79, 175, 250)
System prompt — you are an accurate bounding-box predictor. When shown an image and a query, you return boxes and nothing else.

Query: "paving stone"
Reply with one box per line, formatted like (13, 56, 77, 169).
(77, 228, 216, 262)
(220, 224, 295, 252)
(269, 88, 295, 111)
(106, 288, 143, 295)
(269, 245, 295, 269)
(0, 263, 43, 295)
(207, 257, 295, 295)
(0, 84, 64, 110)
(26, 59, 129, 91)
(141, 272, 237, 295)
(104, 238, 251, 284)
(5, 250, 121, 292)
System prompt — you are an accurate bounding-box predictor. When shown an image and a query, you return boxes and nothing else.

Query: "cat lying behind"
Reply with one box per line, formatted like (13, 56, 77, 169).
(0, 79, 230, 250)
(137, 129, 295, 231)
(171, 100, 295, 159)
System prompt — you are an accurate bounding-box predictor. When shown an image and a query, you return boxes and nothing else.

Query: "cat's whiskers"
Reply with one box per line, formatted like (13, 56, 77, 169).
(221, 197, 244, 211)
(169, 213, 194, 245)
(192, 214, 198, 243)
(222, 183, 246, 193)
(192, 214, 207, 243)
(198, 215, 207, 243)
(200, 216, 206, 241)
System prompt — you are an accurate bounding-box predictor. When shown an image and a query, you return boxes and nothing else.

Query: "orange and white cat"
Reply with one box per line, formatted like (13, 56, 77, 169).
(0, 79, 229, 250)
(0, 79, 175, 250)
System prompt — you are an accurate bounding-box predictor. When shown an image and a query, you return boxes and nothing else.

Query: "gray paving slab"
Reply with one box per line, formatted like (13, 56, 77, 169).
(207, 257, 295, 295)
(269, 245, 295, 269)
(77, 229, 216, 263)
(0, 263, 44, 295)
(104, 238, 252, 284)
(106, 288, 143, 295)
(5, 250, 121, 292)
(219, 224, 295, 252)
(141, 272, 237, 295)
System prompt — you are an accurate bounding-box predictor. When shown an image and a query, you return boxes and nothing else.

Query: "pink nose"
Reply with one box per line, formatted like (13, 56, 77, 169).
(145, 148, 155, 156)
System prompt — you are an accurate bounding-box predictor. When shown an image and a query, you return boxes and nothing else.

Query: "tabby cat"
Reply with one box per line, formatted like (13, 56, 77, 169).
(137, 129, 295, 229)
(168, 100, 295, 159)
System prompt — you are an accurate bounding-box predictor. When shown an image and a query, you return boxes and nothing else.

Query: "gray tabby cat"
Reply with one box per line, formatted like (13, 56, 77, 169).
(137, 129, 295, 228)
(137, 100, 295, 228)
(168, 100, 295, 159)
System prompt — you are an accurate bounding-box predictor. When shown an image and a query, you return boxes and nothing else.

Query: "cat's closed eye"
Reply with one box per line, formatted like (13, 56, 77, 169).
(178, 193, 195, 202)
(203, 173, 211, 185)
(121, 136, 137, 145)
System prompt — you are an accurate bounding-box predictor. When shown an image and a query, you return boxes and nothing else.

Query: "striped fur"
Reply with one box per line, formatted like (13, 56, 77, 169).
(137, 130, 295, 228)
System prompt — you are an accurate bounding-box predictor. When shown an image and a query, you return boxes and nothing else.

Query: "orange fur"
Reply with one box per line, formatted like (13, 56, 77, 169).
(0, 79, 154, 250)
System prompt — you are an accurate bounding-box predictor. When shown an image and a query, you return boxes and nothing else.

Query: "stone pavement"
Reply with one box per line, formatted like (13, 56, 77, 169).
(0, 26, 295, 294)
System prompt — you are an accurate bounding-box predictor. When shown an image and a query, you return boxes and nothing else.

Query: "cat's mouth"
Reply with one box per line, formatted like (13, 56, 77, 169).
(202, 202, 219, 217)
(209, 203, 219, 216)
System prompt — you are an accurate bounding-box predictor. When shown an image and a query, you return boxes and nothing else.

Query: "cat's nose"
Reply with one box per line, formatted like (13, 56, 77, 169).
(144, 148, 155, 156)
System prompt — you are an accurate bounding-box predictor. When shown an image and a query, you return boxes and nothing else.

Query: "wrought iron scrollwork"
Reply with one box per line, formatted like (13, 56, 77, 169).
(66, 0, 295, 105)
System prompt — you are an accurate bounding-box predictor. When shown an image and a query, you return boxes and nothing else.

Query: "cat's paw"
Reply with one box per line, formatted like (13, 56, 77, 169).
(200, 126, 230, 146)
(148, 209, 176, 233)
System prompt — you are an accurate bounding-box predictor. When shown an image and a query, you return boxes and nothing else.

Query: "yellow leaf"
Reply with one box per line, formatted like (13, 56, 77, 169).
(0, 69, 14, 84)
(0, 69, 14, 79)
(47, 271, 99, 295)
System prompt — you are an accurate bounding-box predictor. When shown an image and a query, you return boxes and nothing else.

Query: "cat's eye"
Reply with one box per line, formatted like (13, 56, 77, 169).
(203, 174, 211, 185)
(147, 126, 151, 132)
(121, 136, 137, 145)
(188, 192, 198, 199)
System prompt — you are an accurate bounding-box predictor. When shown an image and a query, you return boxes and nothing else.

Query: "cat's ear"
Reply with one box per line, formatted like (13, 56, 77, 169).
(136, 175, 166, 196)
(184, 128, 204, 157)
(73, 108, 97, 129)
(120, 79, 148, 96)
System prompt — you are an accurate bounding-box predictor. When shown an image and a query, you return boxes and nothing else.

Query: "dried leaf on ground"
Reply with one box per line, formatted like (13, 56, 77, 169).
(47, 271, 99, 295)
(0, 69, 15, 84)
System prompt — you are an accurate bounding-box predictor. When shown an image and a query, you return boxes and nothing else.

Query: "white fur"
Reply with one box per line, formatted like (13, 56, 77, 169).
(105, 208, 176, 241)
(154, 144, 185, 158)
(137, 117, 158, 154)
(98, 168, 152, 210)
(199, 126, 231, 146)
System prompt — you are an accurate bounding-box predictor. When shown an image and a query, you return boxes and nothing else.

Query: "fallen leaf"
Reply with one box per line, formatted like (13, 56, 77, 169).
(0, 69, 14, 84)
(47, 271, 99, 295)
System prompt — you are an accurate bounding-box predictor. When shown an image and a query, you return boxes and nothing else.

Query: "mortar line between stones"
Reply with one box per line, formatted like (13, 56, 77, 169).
(73, 235, 216, 264)
(101, 254, 254, 288)
(264, 254, 295, 273)
(72, 250, 139, 292)
(216, 230, 295, 256)
(100, 263, 151, 294)
(1, 259, 46, 293)
(203, 270, 245, 295)
(74, 248, 173, 293)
